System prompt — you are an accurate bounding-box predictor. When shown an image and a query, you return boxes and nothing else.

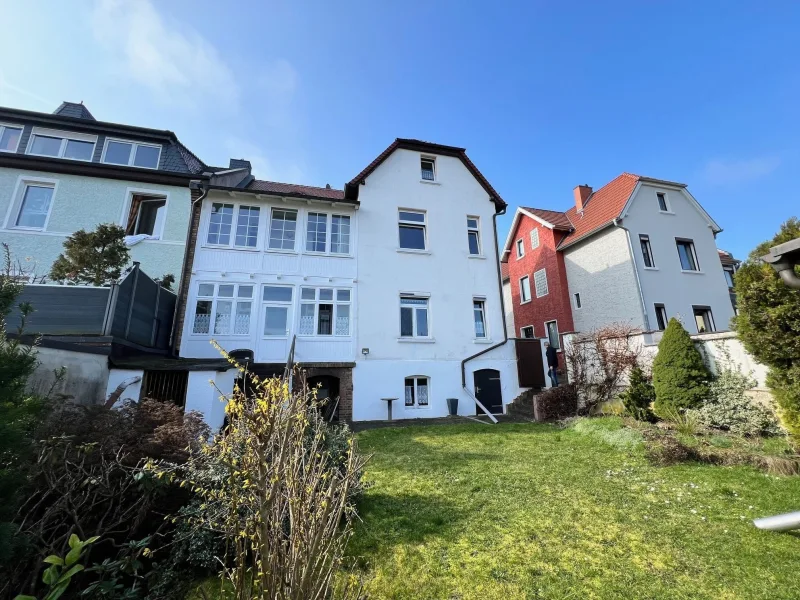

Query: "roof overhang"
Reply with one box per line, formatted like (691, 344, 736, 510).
(0, 153, 206, 187)
(207, 185, 357, 206)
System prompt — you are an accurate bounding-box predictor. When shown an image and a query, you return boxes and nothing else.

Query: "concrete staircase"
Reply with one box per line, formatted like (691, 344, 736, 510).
(507, 388, 542, 418)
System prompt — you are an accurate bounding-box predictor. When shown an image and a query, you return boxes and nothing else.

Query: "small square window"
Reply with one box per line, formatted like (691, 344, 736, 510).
(15, 184, 54, 229)
(400, 296, 430, 338)
(421, 157, 435, 181)
(405, 376, 430, 407)
(693, 306, 715, 333)
(521, 326, 534, 338)
(0, 125, 22, 152)
(399, 210, 427, 250)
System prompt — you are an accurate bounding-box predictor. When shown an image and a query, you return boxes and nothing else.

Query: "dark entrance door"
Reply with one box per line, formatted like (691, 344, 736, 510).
(474, 369, 502, 415)
(307, 375, 340, 422)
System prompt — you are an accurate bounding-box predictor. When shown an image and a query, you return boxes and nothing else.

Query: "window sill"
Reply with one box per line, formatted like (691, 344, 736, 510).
(5, 226, 45, 232)
(659, 210, 676, 215)
(468, 254, 486, 260)
(264, 248, 299, 255)
(420, 180, 440, 186)
(397, 337, 436, 343)
(405, 405, 431, 409)
(303, 251, 353, 258)
(202, 245, 259, 252)
(519, 299, 531, 305)
(473, 339, 493, 344)
(642, 266, 659, 271)
(397, 248, 431, 255)
(681, 270, 704, 275)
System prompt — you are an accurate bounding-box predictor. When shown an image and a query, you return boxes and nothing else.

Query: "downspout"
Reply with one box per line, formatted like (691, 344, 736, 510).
(613, 218, 651, 331)
(169, 179, 210, 354)
(460, 203, 508, 423)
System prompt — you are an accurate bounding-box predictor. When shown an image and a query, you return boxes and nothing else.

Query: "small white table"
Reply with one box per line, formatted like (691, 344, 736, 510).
(380, 397, 399, 421)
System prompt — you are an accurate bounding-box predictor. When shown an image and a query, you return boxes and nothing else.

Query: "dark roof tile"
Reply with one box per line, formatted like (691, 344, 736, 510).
(53, 101, 96, 121)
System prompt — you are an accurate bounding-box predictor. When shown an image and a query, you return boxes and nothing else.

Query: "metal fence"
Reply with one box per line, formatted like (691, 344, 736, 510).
(8, 262, 176, 350)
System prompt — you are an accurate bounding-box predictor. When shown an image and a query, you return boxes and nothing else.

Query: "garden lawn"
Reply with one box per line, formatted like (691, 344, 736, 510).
(347, 418, 800, 600)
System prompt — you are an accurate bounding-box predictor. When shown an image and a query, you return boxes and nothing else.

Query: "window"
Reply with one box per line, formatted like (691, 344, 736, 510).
(306, 212, 327, 252)
(574, 292, 582, 309)
(640, 235, 655, 268)
(545, 320, 560, 349)
(676, 239, 699, 271)
(530, 227, 540, 249)
(467, 216, 481, 255)
(421, 157, 435, 181)
(262, 285, 293, 336)
(102, 139, 161, 169)
(724, 268, 735, 288)
(398, 210, 426, 250)
(268, 208, 298, 250)
(534, 268, 549, 297)
(13, 183, 54, 229)
(192, 283, 254, 335)
(405, 376, 429, 407)
(516, 238, 524, 259)
(0, 123, 23, 153)
(654, 304, 668, 331)
(693, 306, 715, 333)
(125, 194, 167, 237)
(521, 326, 534, 338)
(400, 296, 429, 338)
(28, 129, 96, 161)
(299, 287, 351, 336)
(207, 203, 234, 245)
(331, 215, 351, 254)
(657, 192, 669, 212)
(473, 299, 487, 338)
(235, 206, 260, 248)
(519, 276, 531, 303)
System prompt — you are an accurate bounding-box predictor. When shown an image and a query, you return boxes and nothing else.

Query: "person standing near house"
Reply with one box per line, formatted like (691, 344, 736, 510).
(545, 342, 559, 387)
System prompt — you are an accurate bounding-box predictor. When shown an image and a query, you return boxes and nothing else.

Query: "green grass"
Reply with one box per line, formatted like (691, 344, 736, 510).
(347, 417, 800, 600)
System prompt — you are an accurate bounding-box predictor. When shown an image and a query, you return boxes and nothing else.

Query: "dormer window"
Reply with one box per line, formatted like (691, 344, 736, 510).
(27, 128, 96, 161)
(102, 138, 161, 169)
(0, 123, 23, 153)
(421, 157, 436, 181)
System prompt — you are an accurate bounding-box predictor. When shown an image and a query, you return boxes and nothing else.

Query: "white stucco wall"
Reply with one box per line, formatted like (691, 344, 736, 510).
(621, 182, 735, 333)
(563, 226, 644, 332)
(106, 368, 144, 405)
(354, 148, 516, 420)
(502, 278, 515, 338)
(184, 369, 237, 431)
(29, 346, 109, 404)
(179, 190, 358, 364)
(0, 167, 190, 279)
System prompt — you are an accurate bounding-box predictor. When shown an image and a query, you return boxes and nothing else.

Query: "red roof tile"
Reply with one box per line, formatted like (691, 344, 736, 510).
(521, 207, 573, 230)
(245, 179, 345, 201)
(500, 261, 509, 281)
(558, 173, 640, 249)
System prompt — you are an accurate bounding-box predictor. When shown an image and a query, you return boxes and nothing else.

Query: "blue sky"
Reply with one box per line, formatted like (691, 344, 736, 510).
(1, 0, 797, 258)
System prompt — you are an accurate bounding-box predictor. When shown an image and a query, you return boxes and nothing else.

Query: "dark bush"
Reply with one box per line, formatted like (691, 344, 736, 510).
(534, 384, 579, 421)
(653, 318, 710, 415)
(619, 366, 656, 422)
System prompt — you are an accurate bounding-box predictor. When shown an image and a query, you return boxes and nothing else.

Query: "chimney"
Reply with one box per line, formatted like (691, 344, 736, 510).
(573, 185, 592, 211)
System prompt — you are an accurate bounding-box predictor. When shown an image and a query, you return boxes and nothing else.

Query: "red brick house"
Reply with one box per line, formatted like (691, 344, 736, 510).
(501, 203, 577, 349)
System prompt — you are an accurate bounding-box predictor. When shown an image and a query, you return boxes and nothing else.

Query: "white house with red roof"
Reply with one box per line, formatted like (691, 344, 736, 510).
(502, 173, 735, 342)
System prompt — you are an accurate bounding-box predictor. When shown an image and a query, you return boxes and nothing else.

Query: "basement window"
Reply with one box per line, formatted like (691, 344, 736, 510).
(125, 194, 167, 238)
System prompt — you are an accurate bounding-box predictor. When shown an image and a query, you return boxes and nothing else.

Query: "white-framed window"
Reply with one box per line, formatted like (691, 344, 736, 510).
(519, 276, 531, 303)
(545, 320, 560, 349)
(473, 298, 487, 339)
(205, 202, 260, 248)
(521, 325, 534, 338)
(421, 157, 436, 181)
(693, 306, 715, 333)
(676, 239, 700, 271)
(262, 285, 293, 337)
(467, 216, 481, 255)
(299, 287, 351, 336)
(530, 227, 540, 249)
(192, 283, 254, 336)
(101, 138, 161, 169)
(405, 376, 430, 407)
(235, 205, 260, 248)
(268, 208, 298, 251)
(207, 203, 234, 245)
(125, 194, 167, 238)
(574, 292, 582, 309)
(27, 128, 96, 161)
(398, 209, 426, 250)
(7, 180, 56, 230)
(654, 303, 667, 331)
(400, 295, 430, 338)
(516, 238, 524, 259)
(640, 234, 655, 268)
(0, 123, 23, 153)
(304, 212, 352, 254)
(534, 268, 549, 297)
(657, 192, 670, 212)
(724, 268, 735, 288)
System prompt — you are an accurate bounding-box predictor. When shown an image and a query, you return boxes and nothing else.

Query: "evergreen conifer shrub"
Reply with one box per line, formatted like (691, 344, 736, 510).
(652, 318, 710, 415)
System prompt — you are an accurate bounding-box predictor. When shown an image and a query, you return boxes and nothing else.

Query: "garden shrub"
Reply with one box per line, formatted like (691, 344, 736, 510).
(693, 363, 781, 436)
(734, 217, 800, 449)
(534, 384, 578, 421)
(618, 365, 656, 422)
(652, 318, 710, 415)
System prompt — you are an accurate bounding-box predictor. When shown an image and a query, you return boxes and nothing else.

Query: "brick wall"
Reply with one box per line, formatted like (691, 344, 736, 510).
(171, 187, 203, 353)
(300, 365, 354, 422)
(507, 215, 575, 344)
